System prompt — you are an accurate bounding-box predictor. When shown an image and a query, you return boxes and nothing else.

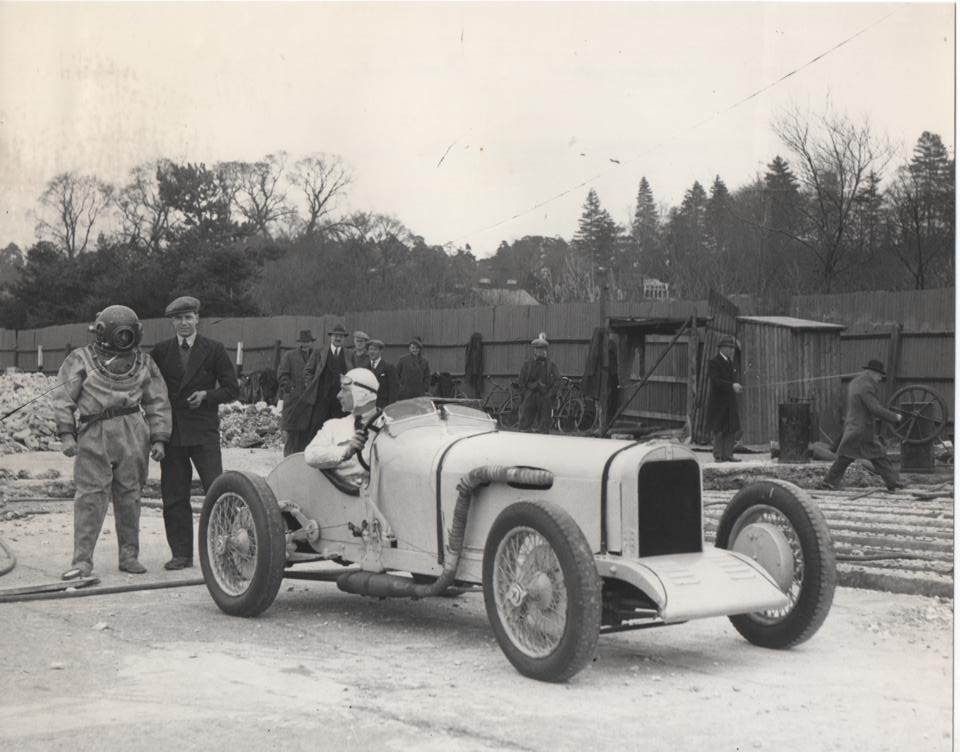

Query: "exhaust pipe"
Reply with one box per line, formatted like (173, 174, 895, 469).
(337, 465, 553, 599)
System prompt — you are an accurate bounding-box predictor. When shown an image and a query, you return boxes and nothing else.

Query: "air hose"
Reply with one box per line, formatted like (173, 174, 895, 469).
(336, 464, 553, 599)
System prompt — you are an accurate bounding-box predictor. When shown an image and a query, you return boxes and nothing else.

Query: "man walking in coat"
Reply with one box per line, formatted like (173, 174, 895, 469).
(366, 338, 398, 409)
(151, 296, 239, 570)
(286, 323, 350, 444)
(518, 335, 560, 433)
(277, 329, 316, 456)
(821, 359, 903, 492)
(706, 336, 742, 462)
(396, 336, 431, 400)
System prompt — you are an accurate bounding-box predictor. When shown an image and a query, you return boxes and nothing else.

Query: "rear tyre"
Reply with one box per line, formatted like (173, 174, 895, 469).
(715, 479, 836, 648)
(199, 471, 287, 617)
(483, 500, 601, 682)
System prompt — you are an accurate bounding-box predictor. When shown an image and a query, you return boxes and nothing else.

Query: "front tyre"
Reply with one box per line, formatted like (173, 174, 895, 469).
(716, 479, 836, 648)
(199, 471, 287, 617)
(482, 501, 601, 682)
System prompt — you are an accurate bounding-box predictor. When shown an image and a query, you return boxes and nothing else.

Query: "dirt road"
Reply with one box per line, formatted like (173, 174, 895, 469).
(0, 502, 952, 752)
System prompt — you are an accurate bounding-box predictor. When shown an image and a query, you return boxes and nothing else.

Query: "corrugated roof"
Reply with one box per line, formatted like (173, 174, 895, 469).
(737, 315, 845, 331)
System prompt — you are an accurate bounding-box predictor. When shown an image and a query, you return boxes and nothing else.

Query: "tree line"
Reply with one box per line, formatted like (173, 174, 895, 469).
(0, 106, 953, 329)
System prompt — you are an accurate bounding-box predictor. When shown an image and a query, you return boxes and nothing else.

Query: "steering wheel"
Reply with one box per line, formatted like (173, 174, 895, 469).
(887, 385, 948, 444)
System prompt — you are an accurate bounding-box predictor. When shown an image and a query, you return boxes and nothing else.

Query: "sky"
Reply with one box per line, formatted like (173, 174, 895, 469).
(0, 2, 954, 258)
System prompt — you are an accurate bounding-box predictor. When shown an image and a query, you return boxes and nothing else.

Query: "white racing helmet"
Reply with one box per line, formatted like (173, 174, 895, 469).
(340, 368, 380, 408)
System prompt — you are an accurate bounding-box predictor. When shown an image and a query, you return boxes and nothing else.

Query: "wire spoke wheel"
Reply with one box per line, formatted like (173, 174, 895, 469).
(888, 385, 947, 444)
(199, 471, 287, 617)
(555, 399, 583, 434)
(498, 394, 521, 430)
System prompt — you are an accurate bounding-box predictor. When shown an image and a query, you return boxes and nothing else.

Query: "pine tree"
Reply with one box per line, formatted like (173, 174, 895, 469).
(574, 188, 621, 271)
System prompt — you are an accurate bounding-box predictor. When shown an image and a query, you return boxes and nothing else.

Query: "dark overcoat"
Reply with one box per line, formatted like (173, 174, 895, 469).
(150, 335, 240, 446)
(369, 359, 399, 409)
(277, 347, 313, 430)
(704, 352, 741, 434)
(396, 353, 431, 400)
(836, 372, 901, 459)
(284, 346, 347, 432)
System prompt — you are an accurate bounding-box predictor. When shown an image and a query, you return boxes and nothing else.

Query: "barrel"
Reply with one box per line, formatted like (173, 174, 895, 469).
(778, 401, 811, 464)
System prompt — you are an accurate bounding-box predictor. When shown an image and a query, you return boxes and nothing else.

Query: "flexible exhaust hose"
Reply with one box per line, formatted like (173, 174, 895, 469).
(337, 465, 553, 599)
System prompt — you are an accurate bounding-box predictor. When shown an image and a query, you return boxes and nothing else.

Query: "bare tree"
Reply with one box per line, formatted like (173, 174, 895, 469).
(35, 172, 113, 257)
(773, 105, 893, 291)
(288, 154, 352, 238)
(217, 152, 294, 238)
(116, 161, 171, 252)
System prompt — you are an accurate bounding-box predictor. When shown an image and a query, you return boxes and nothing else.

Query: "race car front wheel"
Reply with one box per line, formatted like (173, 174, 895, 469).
(199, 471, 287, 617)
(482, 500, 601, 682)
(715, 479, 836, 648)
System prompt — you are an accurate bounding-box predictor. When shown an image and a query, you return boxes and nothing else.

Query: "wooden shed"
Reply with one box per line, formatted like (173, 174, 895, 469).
(736, 315, 846, 446)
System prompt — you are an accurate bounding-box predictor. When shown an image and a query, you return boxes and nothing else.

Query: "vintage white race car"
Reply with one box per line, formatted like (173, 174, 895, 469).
(199, 399, 836, 682)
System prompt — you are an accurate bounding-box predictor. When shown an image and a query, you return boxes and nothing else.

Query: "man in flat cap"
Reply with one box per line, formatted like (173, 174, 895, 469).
(365, 338, 398, 409)
(277, 329, 316, 456)
(821, 359, 904, 492)
(396, 336, 431, 400)
(286, 323, 350, 445)
(705, 335, 742, 462)
(350, 330, 371, 369)
(518, 334, 559, 433)
(150, 295, 239, 570)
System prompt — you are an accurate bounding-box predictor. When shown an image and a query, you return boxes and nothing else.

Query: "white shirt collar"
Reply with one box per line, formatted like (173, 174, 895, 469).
(181, 333, 197, 348)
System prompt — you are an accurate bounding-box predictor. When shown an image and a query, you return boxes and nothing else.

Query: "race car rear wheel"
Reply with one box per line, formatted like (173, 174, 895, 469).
(482, 500, 601, 682)
(716, 479, 836, 648)
(199, 471, 287, 617)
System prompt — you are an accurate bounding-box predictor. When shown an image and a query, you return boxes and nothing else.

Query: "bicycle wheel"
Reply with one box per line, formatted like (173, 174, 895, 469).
(554, 398, 583, 434)
(576, 397, 601, 434)
(498, 394, 522, 430)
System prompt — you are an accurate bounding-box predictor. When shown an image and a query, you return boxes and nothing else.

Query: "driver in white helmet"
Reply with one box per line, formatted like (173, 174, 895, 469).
(304, 368, 381, 486)
(53, 305, 172, 580)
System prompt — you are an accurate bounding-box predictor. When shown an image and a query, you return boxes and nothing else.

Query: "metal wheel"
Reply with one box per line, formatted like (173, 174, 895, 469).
(497, 394, 522, 430)
(576, 397, 601, 434)
(716, 480, 835, 648)
(888, 385, 948, 444)
(483, 501, 600, 682)
(199, 471, 287, 617)
(555, 398, 583, 434)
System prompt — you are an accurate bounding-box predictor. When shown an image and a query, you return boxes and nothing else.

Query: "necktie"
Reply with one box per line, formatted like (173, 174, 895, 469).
(180, 339, 189, 351)
(179, 339, 190, 369)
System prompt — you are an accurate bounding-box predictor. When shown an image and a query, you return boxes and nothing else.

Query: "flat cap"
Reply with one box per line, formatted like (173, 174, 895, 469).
(367, 338, 385, 349)
(165, 296, 200, 317)
(353, 330, 370, 341)
(409, 336, 423, 348)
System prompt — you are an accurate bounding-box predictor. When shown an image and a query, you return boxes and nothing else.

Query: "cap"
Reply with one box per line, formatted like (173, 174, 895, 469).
(409, 336, 423, 348)
(718, 336, 736, 348)
(165, 296, 200, 317)
(531, 336, 549, 347)
(297, 329, 315, 343)
(353, 330, 370, 341)
(367, 338, 384, 349)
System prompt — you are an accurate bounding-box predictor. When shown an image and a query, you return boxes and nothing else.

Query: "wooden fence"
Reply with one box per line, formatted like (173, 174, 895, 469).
(3, 288, 953, 442)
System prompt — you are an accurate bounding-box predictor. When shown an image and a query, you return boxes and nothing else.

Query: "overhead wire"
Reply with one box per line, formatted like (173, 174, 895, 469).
(452, 8, 899, 244)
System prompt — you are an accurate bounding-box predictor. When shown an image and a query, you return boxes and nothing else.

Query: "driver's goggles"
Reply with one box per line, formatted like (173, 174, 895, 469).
(340, 376, 378, 394)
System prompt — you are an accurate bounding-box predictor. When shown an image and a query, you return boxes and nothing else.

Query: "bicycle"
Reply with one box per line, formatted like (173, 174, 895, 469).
(554, 377, 602, 435)
(479, 376, 522, 430)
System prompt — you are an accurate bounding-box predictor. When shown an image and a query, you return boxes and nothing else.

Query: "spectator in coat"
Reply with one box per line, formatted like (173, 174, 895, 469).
(518, 334, 560, 433)
(705, 336, 742, 462)
(350, 330, 371, 369)
(277, 329, 316, 456)
(286, 323, 350, 444)
(150, 296, 239, 570)
(821, 359, 904, 492)
(396, 336, 431, 400)
(366, 338, 398, 409)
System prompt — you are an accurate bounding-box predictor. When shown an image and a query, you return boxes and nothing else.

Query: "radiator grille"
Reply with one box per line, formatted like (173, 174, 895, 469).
(636, 459, 702, 556)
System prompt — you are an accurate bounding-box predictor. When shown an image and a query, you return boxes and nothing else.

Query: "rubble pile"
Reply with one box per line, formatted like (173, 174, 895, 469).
(219, 401, 283, 450)
(0, 372, 61, 454)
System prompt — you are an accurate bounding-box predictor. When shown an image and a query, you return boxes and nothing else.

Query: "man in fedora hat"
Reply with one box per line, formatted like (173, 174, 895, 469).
(821, 359, 904, 492)
(350, 330, 371, 369)
(277, 329, 317, 456)
(518, 334, 559, 433)
(286, 323, 350, 444)
(396, 336, 431, 400)
(150, 295, 239, 570)
(705, 335, 742, 462)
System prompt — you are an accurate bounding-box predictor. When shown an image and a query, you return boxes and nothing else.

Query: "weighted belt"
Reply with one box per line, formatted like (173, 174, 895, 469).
(77, 405, 141, 434)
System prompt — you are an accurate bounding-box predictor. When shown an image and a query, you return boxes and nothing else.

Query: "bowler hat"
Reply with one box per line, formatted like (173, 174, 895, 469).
(863, 359, 886, 376)
(297, 330, 315, 343)
(329, 323, 348, 336)
(165, 295, 200, 317)
(409, 336, 423, 348)
(718, 336, 736, 348)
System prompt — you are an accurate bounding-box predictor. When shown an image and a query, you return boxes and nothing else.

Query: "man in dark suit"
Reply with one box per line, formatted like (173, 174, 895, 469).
(277, 329, 316, 456)
(365, 338, 398, 409)
(150, 296, 239, 570)
(286, 323, 350, 445)
(821, 359, 903, 492)
(705, 336, 742, 462)
(349, 330, 371, 369)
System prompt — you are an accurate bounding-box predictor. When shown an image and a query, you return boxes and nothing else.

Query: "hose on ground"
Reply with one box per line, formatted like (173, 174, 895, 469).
(337, 465, 553, 599)
(0, 577, 205, 604)
(0, 536, 16, 577)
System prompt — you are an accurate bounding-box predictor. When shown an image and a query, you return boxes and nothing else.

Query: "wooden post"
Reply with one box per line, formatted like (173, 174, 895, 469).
(273, 339, 282, 370)
(686, 315, 698, 439)
(235, 340, 244, 376)
(36, 345, 43, 373)
(884, 323, 903, 403)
